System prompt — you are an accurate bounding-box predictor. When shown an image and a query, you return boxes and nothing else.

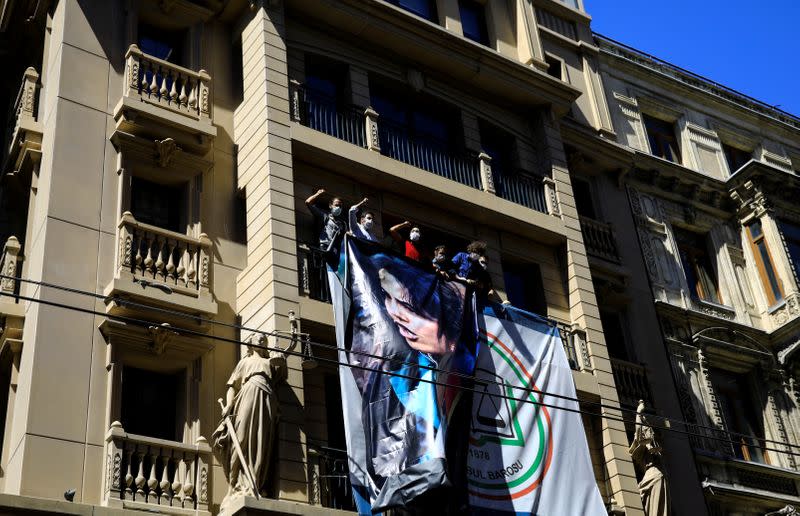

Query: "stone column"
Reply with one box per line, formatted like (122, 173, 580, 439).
(234, 1, 306, 502)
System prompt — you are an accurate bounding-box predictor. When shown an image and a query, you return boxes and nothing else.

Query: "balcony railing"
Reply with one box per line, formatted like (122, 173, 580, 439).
(107, 212, 216, 315)
(610, 358, 652, 408)
(297, 243, 332, 304)
(290, 85, 366, 148)
(494, 168, 548, 213)
(557, 324, 580, 371)
(103, 421, 211, 513)
(289, 81, 557, 215)
(117, 45, 215, 144)
(308, 444, 356, 511)
(377, 120, 482, 190)
(579, 216, 621, 263)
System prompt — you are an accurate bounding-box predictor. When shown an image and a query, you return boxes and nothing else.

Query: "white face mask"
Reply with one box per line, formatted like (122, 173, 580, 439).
(363, 219, 374, 230)
(479, 260, 488, 270)
(469, 252, 480, 261)
(330, 206, 342, 217)
(409, 230, 421, 242)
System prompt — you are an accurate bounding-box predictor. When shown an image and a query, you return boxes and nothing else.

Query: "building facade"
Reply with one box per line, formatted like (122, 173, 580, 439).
(0, 0, 796, 515)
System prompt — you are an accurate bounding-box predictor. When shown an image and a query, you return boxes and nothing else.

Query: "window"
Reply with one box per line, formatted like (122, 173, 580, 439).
(458, 0, 489, 46)
(780, 220, 800, 282)
(545, 55, 563, 80)
(386, 0, 438, 22)
(572, 177, 596, 219)
(479, 120, 517, 176)
(674, 228, 722, 304)
(121, 366, 182, 441)
(599, 310, 629, 361)
(747, 219, 783, 306)
(502, 260, 547, 316)
(642, 114, 681, 163)
(555, 0, 580, 9)
(711, 368, 769, 464)
(138, 23, 186, 65)
(305, 54, 350, 106)
(370, 79, 462, 149)
(722, 143, 751, 173)
(131, 177, 185, 233)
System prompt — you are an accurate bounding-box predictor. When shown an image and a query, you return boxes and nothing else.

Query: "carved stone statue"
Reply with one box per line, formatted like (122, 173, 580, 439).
(212, 339, 288, 512)
(629, 400, 670, 516)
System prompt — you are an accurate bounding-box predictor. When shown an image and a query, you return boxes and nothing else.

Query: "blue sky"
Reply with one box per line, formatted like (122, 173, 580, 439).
(584, 0, 800, 117)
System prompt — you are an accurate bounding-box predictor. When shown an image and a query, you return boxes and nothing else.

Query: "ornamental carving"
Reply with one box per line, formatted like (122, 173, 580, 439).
(154, 138, 179, 168)
(147, 323, 178, 355)
(129, 62, 140, 89)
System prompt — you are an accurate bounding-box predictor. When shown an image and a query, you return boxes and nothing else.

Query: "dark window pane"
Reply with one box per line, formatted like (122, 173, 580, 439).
(479, 120, 516, 175)
(711, 369, 768, 463)
(121, 367, 179, 441)
(758, 241, 783, 299)
(642, 114, 680, 163)
(674, 227, 720, 304)
(502, 261, 546, 316)
(722, 143, 751, 173)
(782, 220, 800, 276)
(458, 0, 489, 45)
(572, 178, 596, 219)
(131, 177, 184, 233)
(545, 56, 562, 79)
(388, 0, 438, 22)
(138, 23, 185, 65)
(305, 54, 350, 105)
(600, 311, 629, 361)
(749, 219, 763, 238)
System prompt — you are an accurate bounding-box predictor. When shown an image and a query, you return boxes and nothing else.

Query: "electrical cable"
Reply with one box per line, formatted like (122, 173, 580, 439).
(2, 286, 800, 460)
(3, 272, 800, 455)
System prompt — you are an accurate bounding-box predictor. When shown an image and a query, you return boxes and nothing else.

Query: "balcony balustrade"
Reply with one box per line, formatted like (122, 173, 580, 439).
(579, 216, 621, 263)
(106, 212, 217, 316)
(0, 236, 20, 299)
(3, 67, 42, 175)
(609, 358, 652, 408)
(104, 421, 211, 514)
(308, 444, 356, 511)
(290, 82, 557, 215)
(297, 243, 332, 304)
(116, 45, 215, 147)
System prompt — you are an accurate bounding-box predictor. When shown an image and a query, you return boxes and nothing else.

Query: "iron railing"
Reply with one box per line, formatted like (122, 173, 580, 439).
(494, 168, 548, 213)
(610, 358, 651, 409)
(290, 85, 367, 148)
(297, 243, 332, 304)
(308, 445, 356, 511)
(558, 324, 580, 370)
(579, 216, 621, 262)
(377, 119, 482, 189)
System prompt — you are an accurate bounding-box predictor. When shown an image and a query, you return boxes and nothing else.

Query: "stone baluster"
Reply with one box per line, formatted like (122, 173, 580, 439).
(146, 449, 158, 503)
(1, 236, 21, 295)
(155, 236, 166, 279)
(159, 453, 171, 504)
(186, 247, 197, 289)
(176, 244, 187, 287)
(158, 65, 169, 101)
(124, 447, 134, 498)
(168, 71, 178, 105)
(183, 452, 195, 508)
(165, 239, 176, 283)
(187, 78, 198, 112)
(143, 234, 155, 276)
(134, 447, 146, 499)
(178, 77, 188, 109)
(198, 233, 211, 295)
(171, 455, 183, 507)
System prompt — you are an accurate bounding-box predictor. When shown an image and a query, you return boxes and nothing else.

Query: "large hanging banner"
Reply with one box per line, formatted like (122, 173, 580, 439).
(330, 237, 477, 512)
(330, 237, 605, 514)
(468, 305, 606, 515)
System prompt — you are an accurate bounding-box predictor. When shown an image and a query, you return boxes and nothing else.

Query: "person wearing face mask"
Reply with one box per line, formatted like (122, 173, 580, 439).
(305, 188, 348, 254)
(389, 220, 429, 263)
(348, 197, 378, 242)
(431, 245, 454, 279)
(452, 241, 491, 288)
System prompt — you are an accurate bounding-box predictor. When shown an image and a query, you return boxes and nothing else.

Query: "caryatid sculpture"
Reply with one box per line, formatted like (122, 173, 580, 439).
(212, 335, 290, 512)
(629, 400, 670, 516)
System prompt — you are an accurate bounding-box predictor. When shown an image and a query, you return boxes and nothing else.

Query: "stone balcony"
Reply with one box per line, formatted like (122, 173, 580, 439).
(3, 67, 42, 176)
(579, 215, 621, 263)
(609, 358, 652, 410)
(114, 45, 216, 152)
(104, 212, 217, 317)
(103, 421, 211, 515)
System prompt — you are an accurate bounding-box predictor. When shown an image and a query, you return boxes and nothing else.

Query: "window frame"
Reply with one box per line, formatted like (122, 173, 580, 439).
(642, 113, 681, 163)
(779, 219, 800, 285)
(457, 0, 490, 46)
(721, 142, 752, 174)
(746, 219, 784, 306)
(710, 367, 770, 465)
(674, 228, 722, 305)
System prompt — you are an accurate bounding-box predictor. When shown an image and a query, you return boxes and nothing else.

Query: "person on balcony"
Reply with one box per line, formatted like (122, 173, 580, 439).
(305, 188, 347, 256)
(432, 245, 454, 278)
(451, 241, 500, 303)
(349, 197, 378, 242)
(389, 220, 429, 263)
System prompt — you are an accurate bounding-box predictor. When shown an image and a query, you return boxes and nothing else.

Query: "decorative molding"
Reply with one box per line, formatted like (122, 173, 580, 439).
(154, 138, 180, 168)
(147, 323, 179, 355)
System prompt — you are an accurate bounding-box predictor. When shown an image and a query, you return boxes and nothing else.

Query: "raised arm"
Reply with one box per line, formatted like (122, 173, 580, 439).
(389, 220, 412, 244)
(349, 197, 368, 229)
(305, 188, 325, 208)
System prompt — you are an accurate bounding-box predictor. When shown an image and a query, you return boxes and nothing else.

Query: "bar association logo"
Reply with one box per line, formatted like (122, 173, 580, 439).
(467, 329, 554, 502)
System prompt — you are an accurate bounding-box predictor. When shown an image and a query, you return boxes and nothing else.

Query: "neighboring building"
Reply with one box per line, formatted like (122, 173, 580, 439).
(0, 1, 794, 516)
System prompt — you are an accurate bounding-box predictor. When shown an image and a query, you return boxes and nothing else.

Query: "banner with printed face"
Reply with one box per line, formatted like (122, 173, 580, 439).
(330, 237, 477, 513)
(468, 305, 606, 515)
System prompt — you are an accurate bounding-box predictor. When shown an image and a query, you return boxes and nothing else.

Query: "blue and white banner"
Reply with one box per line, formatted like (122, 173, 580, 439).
(329, 237, 604, 514)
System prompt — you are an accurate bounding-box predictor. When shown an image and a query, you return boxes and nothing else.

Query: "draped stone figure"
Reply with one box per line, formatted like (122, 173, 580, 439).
(213, 340, 288, 512)
(629, 400, 670, 516)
